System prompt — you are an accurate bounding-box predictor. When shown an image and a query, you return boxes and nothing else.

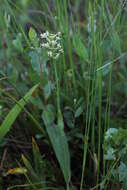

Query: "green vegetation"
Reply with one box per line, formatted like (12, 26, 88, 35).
(0, 0, 127, 189)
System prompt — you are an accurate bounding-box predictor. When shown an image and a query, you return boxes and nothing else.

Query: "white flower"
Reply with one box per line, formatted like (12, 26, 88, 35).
(48, 51, 53, 57)
(40, 42, 49, 48)
(40, 33, 47, 39)
(44, 43, 49, 48)
(46, 31, 49, 36)
(59, 48, 63, 53)
(57, 32, 61, 36)
(55, 53, 60, 59)
(57, 43, 61, 48)
(40, 43, 45, 47)
(51, 40, 57, 46)
(56, 36, 61, 41)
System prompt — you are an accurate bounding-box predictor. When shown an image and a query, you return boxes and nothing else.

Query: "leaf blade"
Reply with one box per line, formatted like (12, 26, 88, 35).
(0, 84, 39, 140)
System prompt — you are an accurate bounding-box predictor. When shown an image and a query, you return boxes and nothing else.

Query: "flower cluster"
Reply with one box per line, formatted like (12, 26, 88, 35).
(40, 31, 63, 60)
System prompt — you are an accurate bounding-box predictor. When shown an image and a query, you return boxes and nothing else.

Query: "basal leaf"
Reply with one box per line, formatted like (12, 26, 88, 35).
(42, 107, 71, 186)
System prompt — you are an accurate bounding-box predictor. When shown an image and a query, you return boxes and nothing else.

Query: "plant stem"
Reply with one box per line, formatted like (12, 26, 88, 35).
(38, 52, 47, 107)
(63, 0, 77, 98)
(53, 60, 60, 112)
(66, 184, 70, 190)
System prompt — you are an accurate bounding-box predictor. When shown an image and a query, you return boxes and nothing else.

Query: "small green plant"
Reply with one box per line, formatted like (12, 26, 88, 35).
(104, 128, 127, 189)
(29, 27, 71, 190)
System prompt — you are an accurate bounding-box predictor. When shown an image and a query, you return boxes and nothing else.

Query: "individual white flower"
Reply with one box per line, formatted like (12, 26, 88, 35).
(56, 36, 61, 41)
(55, 53, 60, 59)
(40, 42, 49, 48)
(57, 32, 61, 36)
(57, 43, 61, 48)
(40, 43, 45, 47)
(40, 33, 47, 39)
(59, 48, 63, 53)
(48, 51, 53, 57)
(46, 31, 49, 36)
(44, 42, 49, 48)
(51, 40, 57, 46)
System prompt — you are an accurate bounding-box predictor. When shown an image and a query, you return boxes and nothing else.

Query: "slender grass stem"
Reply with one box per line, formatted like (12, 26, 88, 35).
(63, 0, 77, 98)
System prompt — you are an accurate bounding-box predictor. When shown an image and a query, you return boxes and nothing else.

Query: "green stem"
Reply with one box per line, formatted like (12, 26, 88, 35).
(54, 61, 60, 112)
(66, 184, 70, 190)
(63, 0, 77, 98)
(97, 0, 104, 184)
(38, 52, 46, 107)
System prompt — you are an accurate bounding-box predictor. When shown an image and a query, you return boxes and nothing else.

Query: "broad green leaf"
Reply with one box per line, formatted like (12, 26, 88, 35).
(29, 51, 48, 86)
(75, 106, 84, 118)
(105, 128, 118, 141)
(42, 107, 71, 186)
(29, 51, 41, 75)
(118, 162, 127, 182)
(0, 84, 39, 140)
(104, 147, 115, 160)
(29, 27, 39, 47)
(8, 63, 18, 83)
(29, 27, 37, 40)
(57, 110, 64, 130)
(44, 81, 54, 100)
(45, 124, 71, 185)
(42, 104, 56, 125)
(29, 67, 40, 84)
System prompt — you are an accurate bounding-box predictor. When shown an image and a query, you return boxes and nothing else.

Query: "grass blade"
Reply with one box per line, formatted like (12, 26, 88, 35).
(0, 84, 39, 140)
